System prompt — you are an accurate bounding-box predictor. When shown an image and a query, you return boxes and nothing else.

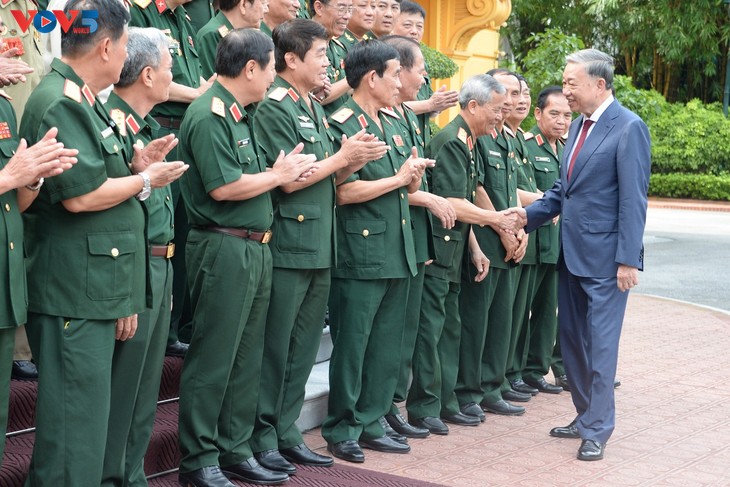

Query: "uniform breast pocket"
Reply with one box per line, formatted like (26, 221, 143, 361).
(343, 219, 386, 268)
(483, 155, 505, 191)
(298, 127, 322, 149)
(431, 228, 462, 268)
(275, 203, 321, 254)
(86, 232, 137, 301)
(236, 143, 257, 172)
(533, 160, 558, 188)
(99, 135, 126, 176)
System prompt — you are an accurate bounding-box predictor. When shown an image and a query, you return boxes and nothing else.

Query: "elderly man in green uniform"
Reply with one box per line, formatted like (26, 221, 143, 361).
(197, 0, 268, 78)
(520, 86, 571, 392)
(322, 40, 431, 463)
(406, 74, 511, 435)
(251, 19, 388, 475)
(130, 0, 215, 357)
(102, 28, 185, 487)
(0, 84, 76, 466)
(455, 69, 528, 420)
(20, 1, 187, 484)
(260, 0, 301, 37)
(340, 0, 375, 49)
(177, 28, 316, 487)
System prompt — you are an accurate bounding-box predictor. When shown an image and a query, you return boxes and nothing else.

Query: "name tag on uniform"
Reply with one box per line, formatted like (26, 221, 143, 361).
(535, 156, 551, 162)
(101, 126, 114, 139)
(237, 138, 250, 148)
(488, 150, 501, 157)
(299, 122, 315, 129)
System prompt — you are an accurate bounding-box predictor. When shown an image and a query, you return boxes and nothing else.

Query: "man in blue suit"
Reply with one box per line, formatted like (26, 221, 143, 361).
(514, 49, 651, 461)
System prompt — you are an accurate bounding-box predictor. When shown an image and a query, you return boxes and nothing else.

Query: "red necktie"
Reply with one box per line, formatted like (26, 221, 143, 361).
(567, 119, 594, 181)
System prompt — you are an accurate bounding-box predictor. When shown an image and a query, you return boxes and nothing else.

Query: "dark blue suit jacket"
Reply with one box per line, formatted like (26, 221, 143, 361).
(525, 100, 651, 278)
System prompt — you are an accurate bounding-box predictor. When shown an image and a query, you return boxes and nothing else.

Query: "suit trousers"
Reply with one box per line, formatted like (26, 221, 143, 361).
(559, 268, 628, 444)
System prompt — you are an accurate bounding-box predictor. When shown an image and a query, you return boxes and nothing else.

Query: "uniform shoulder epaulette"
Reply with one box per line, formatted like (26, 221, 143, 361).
(133, 0, 152, 8)
(0, 90, 12, 101)
(491, 128, 498, 139)
(331, 107, 354, 124)
(154, 0, 166, 13)
(217, 25, 230, 38)
(344, 32, 355, 42)
(523, 131, 534, 141)
(109, 108, 127, 137)
(211, 96, 226, 118)
(518, 126, 525, 133)
(267, 86, 288, 101)
(379, 106, 399, 119)
(535, 134, 544, 146)
(457, 127, 468, 144)
(63, 79, 82, 103)
(503, 125, 515, 138)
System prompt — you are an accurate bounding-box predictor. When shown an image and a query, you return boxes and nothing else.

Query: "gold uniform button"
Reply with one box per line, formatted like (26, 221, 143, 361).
(113, 144, 118, 152)
(111, 248, 120, 257)
(297, 214, 305, 222)
(9, 242, 13, 250)
(402, 219, 406, 225)
(166, 195, 171, 201)
(394, 169, 398, 175)
(400, 193, 404, 199)
(4, 203, 9, 212)
(496, 164, 500, 169)
(444, 235, 451, 242)
(472, 191, 476, 198)
(362, 229, 369, 237)
(310, 136, 315, 143)
(325, 152, 329, 158)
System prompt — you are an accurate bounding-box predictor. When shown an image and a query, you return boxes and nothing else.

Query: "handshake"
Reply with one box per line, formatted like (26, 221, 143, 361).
(498, 207, 527, 234)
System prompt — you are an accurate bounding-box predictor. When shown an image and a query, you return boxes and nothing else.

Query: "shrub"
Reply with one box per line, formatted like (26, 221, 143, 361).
(613, 75, 669, 124)
(649, 173, 730, 201)
(421, 42, 459, 80)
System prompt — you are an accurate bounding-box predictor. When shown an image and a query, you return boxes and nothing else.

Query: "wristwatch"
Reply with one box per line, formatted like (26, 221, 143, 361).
(25, 177, 44, 191)
(136, 171, 151, 201)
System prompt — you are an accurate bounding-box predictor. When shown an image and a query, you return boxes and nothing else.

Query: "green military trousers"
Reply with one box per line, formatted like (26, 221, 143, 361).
(178, 230, 272, 473)
(505, 263, 538, 387)
(322, 277, 409, 444)
(0, 327, 13, 463)
(252, 267, 331, 453)
(522, 263, 559, 383)
(102, 256, 173, 487)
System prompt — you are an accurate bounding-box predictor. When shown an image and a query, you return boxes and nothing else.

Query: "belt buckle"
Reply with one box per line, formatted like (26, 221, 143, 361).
(261, 230, 272, 244)
(166, 243, 176, 258)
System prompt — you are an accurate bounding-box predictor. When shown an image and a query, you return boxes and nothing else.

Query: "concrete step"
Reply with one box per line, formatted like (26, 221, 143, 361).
(315, 326, 333, 364)
(295, 360, 329, 433)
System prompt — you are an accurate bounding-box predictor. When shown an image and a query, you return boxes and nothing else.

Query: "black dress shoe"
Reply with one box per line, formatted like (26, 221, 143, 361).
(166, 340, 189, 357)
(410, 416, 449, 435)
(254, 450, 296, 475)
(481, 399, 526, 416)
(179, 466, 235, 487)
(549, 419, 580, 439)
(511, 379, 538, 395)
(614, 379, 621, 388)
(327, 440, 364, 463)
(524, 377, 563, 394)
(11, 360, 38, 381)
(385, 413, 430, 438)
(359, 435, 411, 454)
(459, 402, 486, 422)
(280, 443, 333, 467)
(554, 375, 571, 392)
(441, 411, 480, 426)
(221, 457, 289, 485)
(577, 439, 605, 461)
(502, 389, 532, 403)
(378, 416, 408, 444)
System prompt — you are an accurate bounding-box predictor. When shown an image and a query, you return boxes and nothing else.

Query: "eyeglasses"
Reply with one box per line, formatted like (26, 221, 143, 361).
(325, 3, 354, 15)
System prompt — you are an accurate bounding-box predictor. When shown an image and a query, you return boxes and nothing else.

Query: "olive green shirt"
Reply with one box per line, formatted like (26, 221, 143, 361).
(524, 125, 563, 264)
(323, 36, 349, 115)
(0, 96, 26, 328)
(328, 99, 416, 280)
(179, 81, 273, 230)
(424, 114, 477, 282)
(507, 126, 537, 265)
(474, 128, 519, 270)
(20, 59, 148, 319)
(415, 62, 434, 148)
(185, 0, 214, 33)
(254, 76, 336, 269)
(196, 11, 233, 79)
(106, 92, 175, 246)
(130, 0, 202, 120)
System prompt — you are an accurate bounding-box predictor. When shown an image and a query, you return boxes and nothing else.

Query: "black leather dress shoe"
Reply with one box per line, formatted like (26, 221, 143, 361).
(385, 413, 430, 438)
(221, 457, 289, 485)
(524, 377, 563, 394)
(410, 416, 449, 435)
(378, 416, 408, 444)
(502, 389, 532, 403)
(166, 340, 189, 357)
(614, 379, 621, 388)
(481, 399, 526, 416)
(359, 435, 411, 454)
(511, 379, 539, 395)
(549, 419, 580, 439)
(179, 466, 235, 487)
(459, 402, 486, 422)
(554, 375, 571, 391)
(327, 440, 364, 463)
(11, 360, 38, 381)
(254, 450, 296, 475)
(441, 411, 480, 426)
(577, 439, 605, 461)
(280, 443, 333, 467)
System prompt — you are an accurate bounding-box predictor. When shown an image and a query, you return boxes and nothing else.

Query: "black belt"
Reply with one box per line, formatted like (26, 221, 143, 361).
(150, 243, 175, 258)
(200, 226, 272, 244)
(153, 116, 182, 130)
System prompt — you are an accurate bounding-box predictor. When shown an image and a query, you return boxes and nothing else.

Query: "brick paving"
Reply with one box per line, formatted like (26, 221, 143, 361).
(302, 295, 730, 486)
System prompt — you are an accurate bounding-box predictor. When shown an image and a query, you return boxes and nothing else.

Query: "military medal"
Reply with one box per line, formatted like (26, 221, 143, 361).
(0, 122, 11, 140)
(392, 135, 404, 147)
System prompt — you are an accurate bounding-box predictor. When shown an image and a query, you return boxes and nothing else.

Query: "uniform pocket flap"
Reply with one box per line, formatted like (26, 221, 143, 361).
(432, 227, 462, 242)
(87, 231, 137, 257)
(279, 203, 321, 220)
(0, 140, 16, 158)
(344, 219, 386, 236)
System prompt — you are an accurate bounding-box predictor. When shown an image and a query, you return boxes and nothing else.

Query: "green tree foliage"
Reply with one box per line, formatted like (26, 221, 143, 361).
(519, 28, 584, 95)
(421, 42, 458, 80)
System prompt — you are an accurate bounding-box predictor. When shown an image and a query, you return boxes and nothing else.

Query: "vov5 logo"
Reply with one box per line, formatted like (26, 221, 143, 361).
(10, 10, 98, 34)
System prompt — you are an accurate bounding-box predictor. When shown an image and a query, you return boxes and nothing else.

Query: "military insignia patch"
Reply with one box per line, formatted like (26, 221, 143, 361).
(134, 0, 151, 8)
(81, 84, 94, 106)
(523, 132, 534, 141)
(457, 127, 467, 144)
(0, 122, 11, 140)
(229, 103, 243, 122)
(357, 114, 367, 129)
(392, 134, 404, 147)
(211, 97, 226, 118)
(467, 135, 473, 151)
(217, 25, 229, 38)
(536, 134, 544, 146)
(491, 128, 498, 139)
(322, 116, 330, 129)
(126, 114, 141, 135)
(110, 109, 127, 137)
(267, 87, 288, 101)
(331, 108, 353, 124)
(155, 0, 166, 13)
(63, 79, 82, 103)
(2, 38, 23, 56)
(287, 88, 300, 102)
(380, 106, 399, 119)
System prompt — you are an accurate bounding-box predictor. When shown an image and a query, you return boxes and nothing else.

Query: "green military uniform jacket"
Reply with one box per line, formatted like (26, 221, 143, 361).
(196, 11, 233, 79)
(474, 127, 519, 270)
(130, 0, 202, 120)
(337, 29, 373, 51)
(328, 99, 416, 280)
(393, 104, 432, 264)
(185, 0, 214, 33)
(507, 126, 537, 265)
(254, 76, 336, 269)
(324, 36, 349, 114)
(20, 59, 148, 319)
(0, 0, 44, 122)
(297, 6, 310, 19)
(425, 114, 477, 283)
(524, 125, 563, 264)
(0, 95, 25, 328)
(106, 92, 175, 247)
(415, 61, 434, 148)
(179, 81, 273, 229)
(260, 21, 273, 37)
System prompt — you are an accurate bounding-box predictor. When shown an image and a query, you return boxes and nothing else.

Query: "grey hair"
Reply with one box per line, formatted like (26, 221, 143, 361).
(566, 48, 614, 90)
(458, 74, 506, 109)
(116, 27, 170, 88)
